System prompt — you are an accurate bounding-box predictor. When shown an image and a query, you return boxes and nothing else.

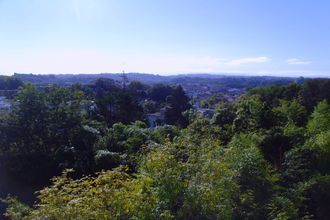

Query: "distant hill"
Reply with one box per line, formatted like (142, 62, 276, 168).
(9, 73, 305, 101)
(12, 73, 302, 87)
(13, 73, 171, 85)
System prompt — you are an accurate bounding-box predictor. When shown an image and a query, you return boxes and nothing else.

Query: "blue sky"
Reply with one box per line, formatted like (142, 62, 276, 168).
(0, 0, 329, 76)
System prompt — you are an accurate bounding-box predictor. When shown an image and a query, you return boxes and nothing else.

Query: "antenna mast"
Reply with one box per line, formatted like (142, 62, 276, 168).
(121, 70, 128, 89)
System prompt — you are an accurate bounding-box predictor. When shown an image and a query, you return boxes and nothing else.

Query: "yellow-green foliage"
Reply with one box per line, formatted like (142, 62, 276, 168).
(9, 131, 281, 220)
(19, 168, 156, 220)
(8, 136, 245, 219)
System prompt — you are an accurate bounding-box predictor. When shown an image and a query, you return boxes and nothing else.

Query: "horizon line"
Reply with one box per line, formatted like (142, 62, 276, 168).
(2, 72, 329, 79)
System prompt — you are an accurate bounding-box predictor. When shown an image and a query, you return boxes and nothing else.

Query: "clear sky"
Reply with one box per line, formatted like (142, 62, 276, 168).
(0, 0, 329, 76)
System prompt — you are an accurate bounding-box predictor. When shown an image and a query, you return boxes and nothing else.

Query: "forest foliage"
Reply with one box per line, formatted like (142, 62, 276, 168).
(1, 78, 330, 219)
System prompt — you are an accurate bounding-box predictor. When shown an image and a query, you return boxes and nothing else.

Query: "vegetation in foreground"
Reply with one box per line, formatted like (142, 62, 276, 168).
(1, 77, 330, 219)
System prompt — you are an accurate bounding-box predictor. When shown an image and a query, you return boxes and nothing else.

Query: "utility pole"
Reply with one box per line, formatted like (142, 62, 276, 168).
(121, 70, 128, 89)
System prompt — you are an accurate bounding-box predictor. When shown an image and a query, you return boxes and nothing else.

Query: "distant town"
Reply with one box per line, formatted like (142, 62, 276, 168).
(0, 73, 302, 124)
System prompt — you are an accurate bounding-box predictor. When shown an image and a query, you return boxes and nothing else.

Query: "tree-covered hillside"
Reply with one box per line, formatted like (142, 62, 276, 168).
(0, 76, 22, 90)
(1, 78, 330, 219)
